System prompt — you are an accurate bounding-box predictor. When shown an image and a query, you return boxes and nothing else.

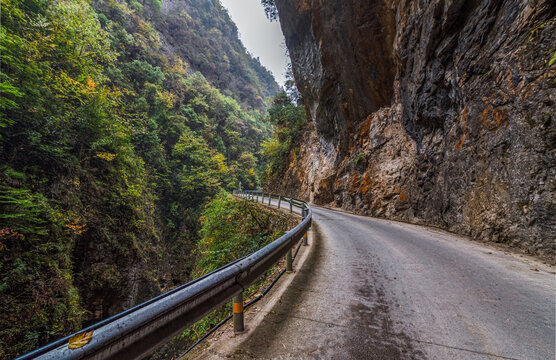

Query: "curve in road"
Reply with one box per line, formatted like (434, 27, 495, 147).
(230, 205, 555, 360)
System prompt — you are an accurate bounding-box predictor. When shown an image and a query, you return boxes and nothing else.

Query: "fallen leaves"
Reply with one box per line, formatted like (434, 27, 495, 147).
(68, 331, 94, 349)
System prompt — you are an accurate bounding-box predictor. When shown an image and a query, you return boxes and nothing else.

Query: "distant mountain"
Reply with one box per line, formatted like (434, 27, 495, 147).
(151, 0, 280, 109)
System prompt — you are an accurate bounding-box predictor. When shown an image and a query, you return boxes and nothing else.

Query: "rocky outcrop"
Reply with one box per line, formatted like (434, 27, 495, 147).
(272, 0, 555, 260)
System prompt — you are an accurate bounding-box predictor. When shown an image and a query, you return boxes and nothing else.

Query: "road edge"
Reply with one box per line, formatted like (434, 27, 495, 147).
(185, 222, 316, 359)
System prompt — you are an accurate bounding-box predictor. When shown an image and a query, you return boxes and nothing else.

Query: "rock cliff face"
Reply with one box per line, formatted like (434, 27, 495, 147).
(272, 0, 555, 260)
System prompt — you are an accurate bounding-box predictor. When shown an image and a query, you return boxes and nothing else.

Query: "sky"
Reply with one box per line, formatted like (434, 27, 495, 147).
(219, 0, 288, 86)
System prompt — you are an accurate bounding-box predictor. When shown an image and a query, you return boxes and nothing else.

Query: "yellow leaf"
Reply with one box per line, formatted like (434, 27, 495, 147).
(95, 152, 117, 161)
(68, 331, 94, 349)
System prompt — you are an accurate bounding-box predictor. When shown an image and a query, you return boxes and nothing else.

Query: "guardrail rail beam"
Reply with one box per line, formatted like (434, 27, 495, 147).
(19, 190, 311, 360)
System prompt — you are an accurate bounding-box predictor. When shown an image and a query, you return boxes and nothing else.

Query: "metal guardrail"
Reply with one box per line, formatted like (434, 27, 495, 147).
(235, 190, 309, 216)
(17, 191, 311, 360)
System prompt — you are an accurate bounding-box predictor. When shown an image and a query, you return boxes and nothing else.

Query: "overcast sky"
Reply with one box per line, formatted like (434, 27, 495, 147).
(219, 0, 288, 86)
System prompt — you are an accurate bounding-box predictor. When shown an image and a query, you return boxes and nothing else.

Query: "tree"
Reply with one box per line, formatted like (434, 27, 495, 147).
(262, 90, 307, 181)
(284, 62, 302, 105)
(261, 0, 279, 21)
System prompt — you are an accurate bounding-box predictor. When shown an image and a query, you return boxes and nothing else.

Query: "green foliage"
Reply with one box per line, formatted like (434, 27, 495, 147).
(150, 0, 162, 14)
(126, 60, 165, 86)
(0, 170, 84, 357)
(549, 52, 556, 67)
(194, 191, 289, 275)
(48, 0, 115, 65)
(129, 0, 143, 13)
(180, 302, 232, 342)
(178, 191, 295, 348)
(353, 153, 365, 167)
(155, 0, 280, 109)
(262, 90, 308, 182)
(0, 0, 277, 357)
(0, 186, 49, 236)
(172, 127, 225, 202)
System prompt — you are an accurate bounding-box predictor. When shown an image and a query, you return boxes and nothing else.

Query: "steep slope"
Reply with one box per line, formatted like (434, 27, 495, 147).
(157, 0, 280, 110)
(269, 0, 555, 260)
(0, 0, 278, 357)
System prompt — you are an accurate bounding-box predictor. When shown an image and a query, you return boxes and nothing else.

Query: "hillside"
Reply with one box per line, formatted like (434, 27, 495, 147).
(264, 0, 555, 260)
(0, 0, 279, 357)
(155, 0, 280, 109)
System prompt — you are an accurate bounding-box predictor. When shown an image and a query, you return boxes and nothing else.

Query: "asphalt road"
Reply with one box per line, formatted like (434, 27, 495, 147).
(231, 204, 555, 360)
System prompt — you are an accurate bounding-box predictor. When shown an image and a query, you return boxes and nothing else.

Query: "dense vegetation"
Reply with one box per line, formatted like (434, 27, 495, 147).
(195, 190, 295, 276)
(262, 84, 308, 184)
(151, 191, 296, 358)
(0, 0, 279, 357)
(155, 0, 280, 109)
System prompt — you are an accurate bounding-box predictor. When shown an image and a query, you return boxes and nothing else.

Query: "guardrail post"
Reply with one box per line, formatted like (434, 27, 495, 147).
(286, 248, 293, 272)
(289, 198, 293, 213)
(268, 194, 271, 205)
(302, 206, 309, 246)
(233, 292, 244, 332)
(278, 196, 281, 209)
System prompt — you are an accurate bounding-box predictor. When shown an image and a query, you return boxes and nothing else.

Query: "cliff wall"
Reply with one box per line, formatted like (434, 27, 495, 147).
(271, 0, 555, 260)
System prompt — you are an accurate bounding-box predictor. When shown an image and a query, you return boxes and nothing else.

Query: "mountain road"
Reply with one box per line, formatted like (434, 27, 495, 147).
(228, 204, 555, 360)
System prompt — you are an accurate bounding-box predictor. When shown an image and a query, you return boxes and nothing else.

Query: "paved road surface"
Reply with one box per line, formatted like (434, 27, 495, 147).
(231, 203, 555, 359)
